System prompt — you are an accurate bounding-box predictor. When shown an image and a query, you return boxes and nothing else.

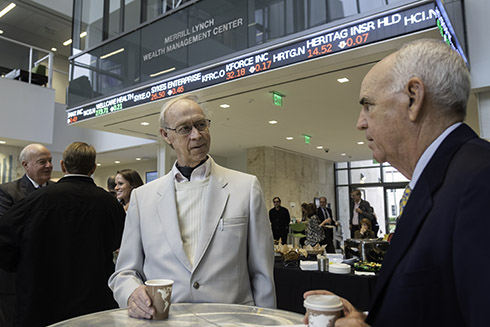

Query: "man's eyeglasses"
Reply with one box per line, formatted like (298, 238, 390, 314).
(165, 119, 211, 135)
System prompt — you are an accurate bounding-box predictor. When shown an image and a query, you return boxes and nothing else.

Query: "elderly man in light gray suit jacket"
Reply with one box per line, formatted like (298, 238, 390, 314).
(109, 96, 276, 319)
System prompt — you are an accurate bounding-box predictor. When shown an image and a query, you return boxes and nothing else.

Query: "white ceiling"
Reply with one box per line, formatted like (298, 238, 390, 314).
(0, 1, 480, 168)
(0, 0, 72, 58)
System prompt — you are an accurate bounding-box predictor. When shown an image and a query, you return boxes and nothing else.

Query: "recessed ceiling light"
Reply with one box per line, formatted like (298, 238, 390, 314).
(115, 160, 120, 164)
(0, 3, 16, 18)
(136, 157, 141, 161)
(316, 146, 324, 149)
(63, 39, 72, 46)
(269, 120, 278, 124)
(0, 140, 6, 144)
(337, 77, 349, 83)
(96, 163, 101, 166)
(140, 122, 150, 126)
(357, 141, 364, 145)
(51, 47, 57, 52)
(286, 137, 293, 140)
(0, 29, 3, 34)
(341, 153, 346, 156)
(80, 31, 87, 38)
(220, 104, 230, 108)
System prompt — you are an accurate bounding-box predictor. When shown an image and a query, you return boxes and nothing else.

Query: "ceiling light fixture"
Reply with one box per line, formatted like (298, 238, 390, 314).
(0, 29, 3, 34)
(100, 48, 125, 59)
(0, 3, 16, 18)
(51, 47, 57, 52)
(357, 141, 364, 145)
(96, 163, 101, 166)
(136, 157, 141, 161)
(140, 122, 150, 126)
(0, 140, 6, 144)
(268, 120, 278, 124)
(341, 153, 346, 156)
(286, 137, 293, 140)
(63, 39, 72, 46)
(316, 146, 323, 149)
(220, 104, 230, 108)
(115, 160, 120, 164)
(80, 31, 87, 38)
(337, 77, 349, 83)
(149, 67, 175, 77)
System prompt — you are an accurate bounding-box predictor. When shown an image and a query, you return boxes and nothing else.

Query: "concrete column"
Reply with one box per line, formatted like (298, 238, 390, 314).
(157, 143, 173, 177)
(477, 91, 490, 140)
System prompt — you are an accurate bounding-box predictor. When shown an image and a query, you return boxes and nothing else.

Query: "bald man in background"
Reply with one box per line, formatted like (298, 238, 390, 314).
(0, 143, 53, 327)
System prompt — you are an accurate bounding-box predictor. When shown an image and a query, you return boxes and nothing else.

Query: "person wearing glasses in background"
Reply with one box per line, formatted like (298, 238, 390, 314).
(109, 96, 276, 320)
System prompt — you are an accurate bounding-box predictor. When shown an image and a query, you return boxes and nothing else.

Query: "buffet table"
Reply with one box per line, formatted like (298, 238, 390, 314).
(47, 303, 304, 326)
(274, 261, 377, 314)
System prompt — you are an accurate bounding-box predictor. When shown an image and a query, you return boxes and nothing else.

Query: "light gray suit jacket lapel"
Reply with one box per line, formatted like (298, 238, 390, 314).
(194, 164, 229, 268)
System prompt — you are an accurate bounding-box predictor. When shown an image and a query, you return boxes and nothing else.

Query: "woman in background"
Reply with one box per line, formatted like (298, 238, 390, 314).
(304, 203, 326, 246)
(301, 202, 308, 222)
(115, 169, 144, 211)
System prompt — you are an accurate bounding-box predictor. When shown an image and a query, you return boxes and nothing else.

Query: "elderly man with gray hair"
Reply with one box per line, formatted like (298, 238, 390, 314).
(109, 96, 276, 320)
(0, 143, 53, 327)
(304, 39, 490, 326)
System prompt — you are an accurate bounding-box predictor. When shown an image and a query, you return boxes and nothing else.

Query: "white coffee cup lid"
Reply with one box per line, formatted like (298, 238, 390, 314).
(304, 295, 343, 312)
(145, 279, 174, 286)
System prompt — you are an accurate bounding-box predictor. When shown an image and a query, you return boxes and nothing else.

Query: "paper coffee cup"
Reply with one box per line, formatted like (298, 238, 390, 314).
(304, 294, 343, 327)
(144, 279, 174, 320)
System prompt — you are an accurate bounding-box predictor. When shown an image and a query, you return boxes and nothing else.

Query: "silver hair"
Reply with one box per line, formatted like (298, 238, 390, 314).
(390, 38, 470, 119)
(159, 95, 210, 129)
(19, 144, 46, 163)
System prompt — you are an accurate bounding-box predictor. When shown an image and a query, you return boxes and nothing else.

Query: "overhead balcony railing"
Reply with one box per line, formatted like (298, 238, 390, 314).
(0, 35, 53, 88)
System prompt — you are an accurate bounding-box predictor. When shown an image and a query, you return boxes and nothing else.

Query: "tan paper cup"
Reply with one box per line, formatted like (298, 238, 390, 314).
(144, 279, 174, 320)
(304, 294, 343, 327)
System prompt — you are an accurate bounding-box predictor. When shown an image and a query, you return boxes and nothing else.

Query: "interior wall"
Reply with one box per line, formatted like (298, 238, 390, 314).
(92, 159, 158, 189)
(0, 144, 24, 184)
(248, 146, 335, 219)
(0, 78, 55, 144)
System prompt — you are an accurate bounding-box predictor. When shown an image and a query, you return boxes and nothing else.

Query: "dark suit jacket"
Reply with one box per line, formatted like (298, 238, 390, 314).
(316, 206, 333, 223)
(0, 175, 51, 217)
(366, 124, 490, 326)
(0, 176, 126, 327)
(0, 175, 53, 295)
(349, 199, 374, 226)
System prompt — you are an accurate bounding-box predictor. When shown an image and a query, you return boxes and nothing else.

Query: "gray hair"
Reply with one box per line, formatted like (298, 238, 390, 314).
(159, 95, 210, 129)
(390, 39, 470, 119)
(19, 144, 47, 163)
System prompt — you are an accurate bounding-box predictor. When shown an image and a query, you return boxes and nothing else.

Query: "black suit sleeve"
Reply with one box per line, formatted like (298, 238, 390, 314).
(359, 201, 375, 220)
(0, 186, 14, 217)
(0, 196, 31, 272)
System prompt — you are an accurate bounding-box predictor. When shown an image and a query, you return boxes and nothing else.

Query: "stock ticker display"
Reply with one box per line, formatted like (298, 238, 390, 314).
(67, 1, 460, 124)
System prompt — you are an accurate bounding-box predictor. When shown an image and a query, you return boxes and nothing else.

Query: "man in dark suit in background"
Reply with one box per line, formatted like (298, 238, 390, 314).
(304, 39, 490, 326)
(269, 196, 290, 244)
(316, 196, 338, 253)
(0, 144, 53, 216)
(0, 142, 126, 327)
(0, 143, 53, 327)
(349, 189, 374, 237)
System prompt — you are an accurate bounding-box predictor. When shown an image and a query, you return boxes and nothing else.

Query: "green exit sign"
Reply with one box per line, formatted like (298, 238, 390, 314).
(303, 134, 311, 144)
(272, 91, 284, 107)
